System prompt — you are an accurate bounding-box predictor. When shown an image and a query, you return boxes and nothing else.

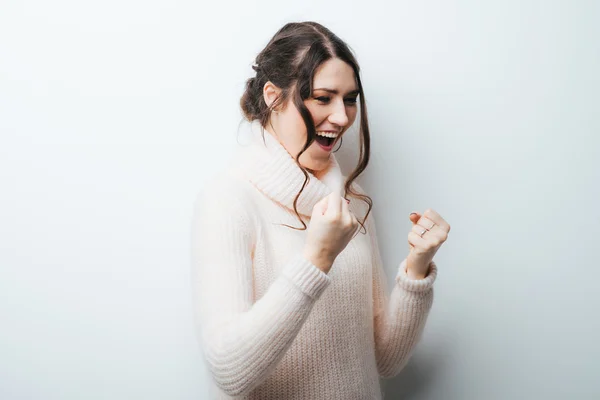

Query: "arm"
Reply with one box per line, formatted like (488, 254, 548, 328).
(367, 213, 438, 378)
(190, 180, 331, 396)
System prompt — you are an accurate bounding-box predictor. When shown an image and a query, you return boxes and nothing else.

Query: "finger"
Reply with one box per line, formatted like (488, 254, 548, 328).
(350, 213, 361, 237)
(314, 195, 329, 216)
(411, 223, 434, 238)
(415, 216, 436, 231)
(351, 213, 359, 229)
(422, 209, 451, 233)
(325, 192, 341, 218)
(408, 231, 427, 250)
(419, 218, 448, 239)
(341, 201, 355, 229)
(411, 224, 445, 247)
(341, 196, 351, 218)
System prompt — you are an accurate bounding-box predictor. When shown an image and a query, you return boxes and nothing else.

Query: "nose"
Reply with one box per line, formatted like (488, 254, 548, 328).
(328, 100, 349, 128)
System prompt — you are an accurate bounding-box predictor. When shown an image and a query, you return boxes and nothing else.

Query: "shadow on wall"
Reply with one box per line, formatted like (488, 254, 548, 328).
(335, 125, 456, 399)
(383, 340, 453, 400)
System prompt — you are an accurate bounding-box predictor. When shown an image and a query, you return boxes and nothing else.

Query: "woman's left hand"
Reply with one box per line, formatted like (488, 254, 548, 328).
(406, 209, 451, 280)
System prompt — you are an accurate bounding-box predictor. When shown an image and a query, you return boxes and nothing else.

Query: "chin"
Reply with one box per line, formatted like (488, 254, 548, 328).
(298, 147, 332, 173)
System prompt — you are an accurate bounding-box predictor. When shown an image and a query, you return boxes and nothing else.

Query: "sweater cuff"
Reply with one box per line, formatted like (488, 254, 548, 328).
(280, 254, 332, 300)
(395, 259, 438, 292)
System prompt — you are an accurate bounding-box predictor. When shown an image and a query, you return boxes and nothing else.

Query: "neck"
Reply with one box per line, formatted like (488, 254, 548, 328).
(236, 120, 345, 217)
(262, 126, 331, 179)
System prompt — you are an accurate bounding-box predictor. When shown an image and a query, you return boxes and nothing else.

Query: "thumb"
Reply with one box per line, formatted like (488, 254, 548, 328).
(312, 195, 329, 217)
(408, 212, 420, 252)
(409, 211, 421, 225)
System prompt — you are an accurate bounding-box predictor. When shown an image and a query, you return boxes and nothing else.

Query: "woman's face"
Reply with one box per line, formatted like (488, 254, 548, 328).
(263, 57, 359, 175)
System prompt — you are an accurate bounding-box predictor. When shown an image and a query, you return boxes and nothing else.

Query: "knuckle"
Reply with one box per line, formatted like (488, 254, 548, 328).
(325, 214, 337, 223)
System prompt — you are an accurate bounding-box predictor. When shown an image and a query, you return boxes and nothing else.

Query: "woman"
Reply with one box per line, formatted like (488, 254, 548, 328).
(191, 21, 451, 400)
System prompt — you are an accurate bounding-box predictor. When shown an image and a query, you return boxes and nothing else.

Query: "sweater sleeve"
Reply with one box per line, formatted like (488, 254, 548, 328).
(190, 179, 332, 397)
(367, 212, 438, 378)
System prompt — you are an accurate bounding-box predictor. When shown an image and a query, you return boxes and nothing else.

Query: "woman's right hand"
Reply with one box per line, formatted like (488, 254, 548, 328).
(303, 192, 360, 274)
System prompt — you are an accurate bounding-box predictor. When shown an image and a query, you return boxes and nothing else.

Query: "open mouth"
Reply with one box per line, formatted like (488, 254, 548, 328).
(315, 135, 334, 147)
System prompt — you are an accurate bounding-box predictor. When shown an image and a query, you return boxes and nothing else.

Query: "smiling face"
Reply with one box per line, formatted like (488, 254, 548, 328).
(262, 57, 359, 175)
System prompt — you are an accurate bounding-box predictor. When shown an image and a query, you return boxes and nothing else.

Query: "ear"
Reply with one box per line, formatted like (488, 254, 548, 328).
(263, 81, 282, 110)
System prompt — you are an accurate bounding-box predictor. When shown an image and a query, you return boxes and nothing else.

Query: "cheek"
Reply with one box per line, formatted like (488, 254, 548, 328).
(283, 109, 310, 151)
(304, 103, 327, 125)
(347, 107, 358, 124)
(280, 104, 305, 131)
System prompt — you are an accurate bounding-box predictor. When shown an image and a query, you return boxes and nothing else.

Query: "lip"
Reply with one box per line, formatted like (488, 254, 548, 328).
(315, 134, 340, 152)
(316, 140, 335, 152)
(314, 128, 342, 152)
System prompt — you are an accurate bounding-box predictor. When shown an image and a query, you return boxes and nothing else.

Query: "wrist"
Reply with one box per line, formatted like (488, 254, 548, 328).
(303, 249, 333, 273)
(405, 262, 430, 280)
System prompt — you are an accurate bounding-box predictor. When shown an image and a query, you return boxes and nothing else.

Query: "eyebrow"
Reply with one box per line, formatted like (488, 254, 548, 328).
(313, 87, 360, 96)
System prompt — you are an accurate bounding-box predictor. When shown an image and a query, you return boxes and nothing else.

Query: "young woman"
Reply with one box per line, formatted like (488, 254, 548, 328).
(191, 21, 451, 400)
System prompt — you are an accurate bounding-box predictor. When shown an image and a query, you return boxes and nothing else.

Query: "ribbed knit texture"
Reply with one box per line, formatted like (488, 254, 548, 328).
(190, 120, 437, 399)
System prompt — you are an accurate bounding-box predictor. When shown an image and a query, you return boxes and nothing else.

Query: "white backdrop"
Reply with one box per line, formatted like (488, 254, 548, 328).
(1, 1, 599, 399)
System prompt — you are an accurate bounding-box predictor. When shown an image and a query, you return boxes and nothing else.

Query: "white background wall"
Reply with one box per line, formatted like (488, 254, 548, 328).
(1, 1, 599, 399)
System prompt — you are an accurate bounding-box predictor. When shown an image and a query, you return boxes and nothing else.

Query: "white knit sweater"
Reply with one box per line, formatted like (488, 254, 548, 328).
(190, 120, 437, 399)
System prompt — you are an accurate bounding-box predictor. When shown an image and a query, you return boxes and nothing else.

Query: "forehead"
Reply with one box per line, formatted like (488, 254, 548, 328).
(312, 58, 357, 92)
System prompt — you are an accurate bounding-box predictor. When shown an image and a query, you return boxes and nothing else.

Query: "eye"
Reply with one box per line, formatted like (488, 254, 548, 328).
(344, 97, 358, 105)
(315, 96, 331, 104)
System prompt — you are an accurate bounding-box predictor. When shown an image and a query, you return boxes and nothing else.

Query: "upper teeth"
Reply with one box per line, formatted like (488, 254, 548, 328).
(317, 131, 339, 138)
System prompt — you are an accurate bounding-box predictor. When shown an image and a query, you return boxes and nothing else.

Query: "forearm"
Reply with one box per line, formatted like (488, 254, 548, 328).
(373, 260, 437, 378)
(196, 255, 330, 396)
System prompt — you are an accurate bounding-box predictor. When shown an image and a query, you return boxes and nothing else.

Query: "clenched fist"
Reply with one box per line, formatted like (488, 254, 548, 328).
(303, 192, 360, 274)
(406, 209, 450, 280)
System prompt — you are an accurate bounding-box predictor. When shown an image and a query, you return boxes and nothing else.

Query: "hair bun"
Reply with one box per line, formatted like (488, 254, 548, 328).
(240, 77, 261, 121)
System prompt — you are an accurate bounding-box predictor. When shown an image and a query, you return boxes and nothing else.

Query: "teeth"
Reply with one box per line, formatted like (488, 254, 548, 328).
(316, 131, 339, 138)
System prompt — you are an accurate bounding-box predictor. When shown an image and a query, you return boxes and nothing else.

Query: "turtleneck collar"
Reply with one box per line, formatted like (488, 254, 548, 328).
(234, 119, 345, 217)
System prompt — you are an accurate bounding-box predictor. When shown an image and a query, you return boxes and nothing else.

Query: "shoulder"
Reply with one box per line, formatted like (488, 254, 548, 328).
(192, 169, 257, 223)
(348, 178, 367, 196)
(202, 168, 254, 198)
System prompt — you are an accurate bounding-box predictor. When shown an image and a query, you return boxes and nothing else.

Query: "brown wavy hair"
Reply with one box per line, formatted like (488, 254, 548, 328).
(239, 21, 372, 233)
